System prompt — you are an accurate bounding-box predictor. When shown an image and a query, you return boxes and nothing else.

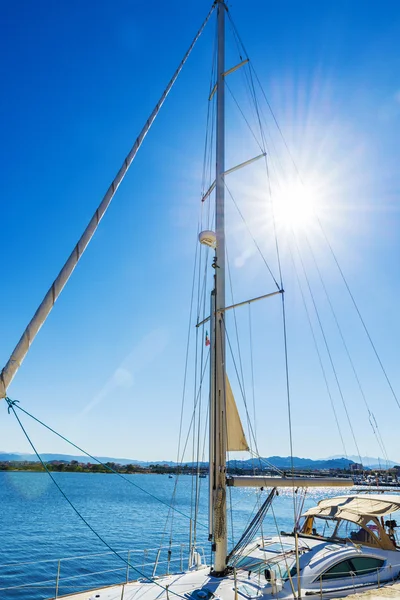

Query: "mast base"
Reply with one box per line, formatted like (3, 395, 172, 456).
(210, 566, 232, 578)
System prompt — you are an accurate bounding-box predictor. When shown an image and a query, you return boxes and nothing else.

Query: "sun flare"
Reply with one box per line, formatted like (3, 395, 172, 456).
(273, 181, 317, 229)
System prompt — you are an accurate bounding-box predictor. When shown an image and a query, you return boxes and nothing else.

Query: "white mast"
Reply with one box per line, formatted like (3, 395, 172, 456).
(210, 0, 228, 576)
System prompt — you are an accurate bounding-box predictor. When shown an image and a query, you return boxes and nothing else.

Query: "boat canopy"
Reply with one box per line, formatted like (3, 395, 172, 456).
(303, 494, 400, 525)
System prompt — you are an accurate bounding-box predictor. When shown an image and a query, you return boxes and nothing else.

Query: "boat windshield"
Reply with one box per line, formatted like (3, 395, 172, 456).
(234, 554, 296, 580)
(299, 516, 336, 539)
(300, 516, 381, 545)
(333, 519, 380, 544)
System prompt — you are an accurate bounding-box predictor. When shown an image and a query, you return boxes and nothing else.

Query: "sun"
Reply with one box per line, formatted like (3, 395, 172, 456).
(273, 180, 317, 229)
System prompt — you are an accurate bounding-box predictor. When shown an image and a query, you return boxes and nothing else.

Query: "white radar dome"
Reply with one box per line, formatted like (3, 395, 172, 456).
(199, 230, 217, 248)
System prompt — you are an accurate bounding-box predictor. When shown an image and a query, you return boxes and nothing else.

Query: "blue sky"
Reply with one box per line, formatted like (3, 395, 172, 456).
(1, 0, 399, 463)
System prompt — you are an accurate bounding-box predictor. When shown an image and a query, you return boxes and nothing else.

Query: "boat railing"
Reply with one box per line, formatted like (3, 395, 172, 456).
(0, 543, 206, 598)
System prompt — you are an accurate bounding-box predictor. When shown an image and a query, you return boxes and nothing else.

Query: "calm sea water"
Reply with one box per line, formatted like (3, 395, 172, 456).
(0, 472, 349, 600)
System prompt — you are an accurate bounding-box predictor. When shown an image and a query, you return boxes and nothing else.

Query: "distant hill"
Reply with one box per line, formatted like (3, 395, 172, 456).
(329, 455, 398, 469)
(0, 452, 360, 470)
(0, 452, 156, 466)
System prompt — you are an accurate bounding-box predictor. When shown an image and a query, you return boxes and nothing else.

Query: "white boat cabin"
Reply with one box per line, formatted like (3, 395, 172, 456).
(297, 494, 400, 551)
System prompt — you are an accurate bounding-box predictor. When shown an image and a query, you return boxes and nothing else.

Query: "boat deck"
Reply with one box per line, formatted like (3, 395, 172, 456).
(51, 566, 228, 600)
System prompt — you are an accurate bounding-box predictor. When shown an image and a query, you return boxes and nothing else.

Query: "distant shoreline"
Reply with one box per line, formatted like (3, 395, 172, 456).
(0, 461, 204, 475)
(1, 453, 397, 471)
(0, 460, 386, 476)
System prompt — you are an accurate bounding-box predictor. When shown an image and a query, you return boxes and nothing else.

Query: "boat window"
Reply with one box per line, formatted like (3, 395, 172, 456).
(321, 559, 354, 580)
(319, 557, 385, 581)
(311, 517, 334, 537)
(300, 516, 335, 538)
(332, 519, 377, 544)
(366, 521, 380, 535)
(268, 558, 296, 581)
(234, 556, 265, 571)
(350, 557, 384, 576)
(234, 555, 295, 581)
(237, 584, 262, 599)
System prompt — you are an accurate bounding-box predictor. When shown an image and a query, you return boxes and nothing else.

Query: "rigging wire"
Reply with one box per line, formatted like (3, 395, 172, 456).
(191, 242, 210, 553)
(266, 135, 365, 470)
(303, 235, 390, 465)
(281, 293, 295, 475)
(224, 174, 295, 492)
(169, 225, 201, 545)
(188, 32, 216, 557)
(221, 310, 268, 564)
(295, 488, 308, 530)
(224, 269, 276, 538)
(250, 46, 399, 419)
(168, 15, 218, 552)
(217, 62, 289, 478)
(226, 240, 266, 531)
(166, 230, 211, 548)
(240, 36, 302, 544)
(227, 26, 288, 189)
(247, 303, 265, 538)
(205, 97, 216, 231)
(227, 488, 277, 564)
(229, 3, 399, 416)
(318, 223, 400, 412)
(190, 21, 220, 554)
(269, 502, 297, 599)
(224, 79, 264, 152)
(226, 9, 298, 177)
(224, 182, 281, 290)
(220, 274, 246, 551)
(290, 236, 364, 465)
(4, 398, 207, 529)
(248, 304, 257, 443)
(193, 399, 210, 552)
(225, 13, 347, 550)
(223, 323, 284, 476)
(226, 15, 261, 143)
(227, 6, 397, 471)
(228, 476, 235, 547)
(189, 263, 201, 551)
(288, 247, 349, 459)
(225, 241, 253, 457)
(4, 398, 189, 600)
(201, 15, 218, 199)
(267, 147, 300, 524)
(160, 352, 211, 550)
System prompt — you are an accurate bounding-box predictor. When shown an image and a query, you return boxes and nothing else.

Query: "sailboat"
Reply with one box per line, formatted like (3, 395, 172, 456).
(1, 2, 400, 599)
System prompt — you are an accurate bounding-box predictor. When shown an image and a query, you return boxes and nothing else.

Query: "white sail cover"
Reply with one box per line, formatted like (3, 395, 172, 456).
(226, 376, 249, 451)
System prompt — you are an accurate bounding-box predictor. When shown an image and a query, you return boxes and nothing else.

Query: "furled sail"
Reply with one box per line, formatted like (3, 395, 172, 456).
(226, 376, 249, 451)
(0, 6, 215, 401)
